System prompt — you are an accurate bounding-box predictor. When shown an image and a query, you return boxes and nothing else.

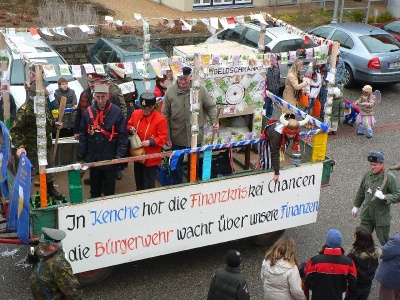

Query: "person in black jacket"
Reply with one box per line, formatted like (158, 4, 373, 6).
(347, 226, 381, 300)
(78, 84, 128, 198)
(207, 249, 250, 300)
(304, 229, 357, 300)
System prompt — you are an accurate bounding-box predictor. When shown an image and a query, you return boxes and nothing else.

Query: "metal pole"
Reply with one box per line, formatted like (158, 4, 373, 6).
(332, 0, 340, 23)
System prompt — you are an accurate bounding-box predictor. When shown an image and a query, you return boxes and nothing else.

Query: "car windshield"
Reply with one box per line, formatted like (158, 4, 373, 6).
(359, 34, 400, 53)
(11, 57, 74, 85)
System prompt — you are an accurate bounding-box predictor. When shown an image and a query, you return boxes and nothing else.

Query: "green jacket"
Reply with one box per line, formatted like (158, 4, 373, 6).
(10, 98, 53, 160)
(354, 169, 400, 226)
(30, 243, 83, 300)
(162, 82, 216, 147)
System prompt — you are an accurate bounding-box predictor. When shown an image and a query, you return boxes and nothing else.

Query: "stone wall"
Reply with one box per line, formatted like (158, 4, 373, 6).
(49, 33, 210, 65)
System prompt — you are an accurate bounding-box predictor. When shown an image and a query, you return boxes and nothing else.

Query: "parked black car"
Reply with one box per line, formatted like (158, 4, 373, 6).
(88, 36, 169, 96)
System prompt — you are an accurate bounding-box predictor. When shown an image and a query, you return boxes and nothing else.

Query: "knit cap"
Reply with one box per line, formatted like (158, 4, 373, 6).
(225, 250, 241, 268)
(325, 229, 342, 248)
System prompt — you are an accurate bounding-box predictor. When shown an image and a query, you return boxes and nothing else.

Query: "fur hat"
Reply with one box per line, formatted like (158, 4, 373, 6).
(325, 229, 342, 248)
(368, 151, 385, 163)
(225, 249, 241, 268)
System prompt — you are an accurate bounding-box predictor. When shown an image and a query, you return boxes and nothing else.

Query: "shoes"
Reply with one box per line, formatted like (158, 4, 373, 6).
(367, 135, 372, 139)
(116, 170, 122, 180)
(83, 178, 90, 185)
(357, 132, 364, 135)
(343, 120, 348, 124)
(47, 181, 63, 200)
(350, 122, 355, 127)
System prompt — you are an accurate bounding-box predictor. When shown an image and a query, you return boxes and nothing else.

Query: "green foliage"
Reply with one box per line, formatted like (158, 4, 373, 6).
(373, 11, 394, 23)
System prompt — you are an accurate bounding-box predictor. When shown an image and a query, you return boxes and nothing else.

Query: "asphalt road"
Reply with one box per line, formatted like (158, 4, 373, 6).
(1, 83, 400, 300)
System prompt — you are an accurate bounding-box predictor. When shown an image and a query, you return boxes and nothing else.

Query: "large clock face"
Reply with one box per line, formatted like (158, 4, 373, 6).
(225, 83, 245, 105)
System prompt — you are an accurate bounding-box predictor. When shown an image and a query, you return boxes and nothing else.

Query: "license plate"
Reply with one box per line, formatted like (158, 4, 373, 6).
(389, 61, 400, 68)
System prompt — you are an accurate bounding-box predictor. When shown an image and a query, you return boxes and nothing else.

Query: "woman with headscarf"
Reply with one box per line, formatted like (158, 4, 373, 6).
(282, 59, 308, 113)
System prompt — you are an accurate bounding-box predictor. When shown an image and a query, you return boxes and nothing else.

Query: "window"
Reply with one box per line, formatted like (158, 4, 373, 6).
(216, 25, 245, 42)
(360, 34, 400, 53)
(383, 20, 400, 34)
(310, 26, 333, 39)
(331, 30, 354, 50)
(95, 43, 113, 64)
(242, 27, 260, 48)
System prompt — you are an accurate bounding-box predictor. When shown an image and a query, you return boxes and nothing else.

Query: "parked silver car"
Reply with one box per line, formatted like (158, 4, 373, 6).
(206, 22, 318, 87)
(308, 22, 400, 88)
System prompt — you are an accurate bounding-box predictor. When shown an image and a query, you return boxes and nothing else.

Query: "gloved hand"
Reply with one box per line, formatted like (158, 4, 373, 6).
(351, 206, 358, 217)
(374, 190, 385, 200)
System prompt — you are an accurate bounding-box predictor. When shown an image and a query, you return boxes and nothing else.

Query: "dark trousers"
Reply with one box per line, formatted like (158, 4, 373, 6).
(264, 96, 274, 119)
(171, 145, 188, 184)
(134, 162, 157, 191)
(90, 167, 116, 198)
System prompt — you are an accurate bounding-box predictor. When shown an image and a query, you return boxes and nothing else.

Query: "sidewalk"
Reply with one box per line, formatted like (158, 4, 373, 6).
(92, 0, 388, 22)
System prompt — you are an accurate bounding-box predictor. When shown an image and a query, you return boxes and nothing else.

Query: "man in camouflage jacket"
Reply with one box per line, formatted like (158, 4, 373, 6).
(30, 227, 83, 299)
(352, 151, 400, 245)
(10, 64, 63, 199)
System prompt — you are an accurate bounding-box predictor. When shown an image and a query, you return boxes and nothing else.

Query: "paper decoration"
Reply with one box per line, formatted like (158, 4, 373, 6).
(181, 19, 192, 31)
(29, 28, 41, 40)
(105, 16, 113, 21)
(78, 25, 90, 33)
(150, 59, 163, 78)
(83, 63, 95, 74)
(306, 48, 313, 59)
(220, 17, 235, 30)
(234, 15, 245, 24)
(39, 28, 54, 36)
(212, 54, 220, 65)
(117, 81, 136, 95)
(72, 65, 82, 78)
(53, 27, 69, 38)
(123, 62, 134, 75)
(280, 52, 288, 64)
(170, 60, 183, 76)
(200, 18, 210, 26)
(94, 64, 105, 74)
(251, 14, 267, 25)
(135, 61, 146, 77)
(134, 13, 142, 21)
(114, 20, 123, 27)
(288, 51, 297, 63)
(159, 57, 170, 71)
(43, 64, 57, 78)
(210, 17, 219, 29)
(59, 64, 71, 76)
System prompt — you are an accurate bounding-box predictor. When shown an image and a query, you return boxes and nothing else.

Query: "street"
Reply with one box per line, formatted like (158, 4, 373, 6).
(1, 82, 400, 299)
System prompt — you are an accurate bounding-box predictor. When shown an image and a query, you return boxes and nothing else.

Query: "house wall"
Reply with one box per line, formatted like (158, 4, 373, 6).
(157, 0, 195, 12)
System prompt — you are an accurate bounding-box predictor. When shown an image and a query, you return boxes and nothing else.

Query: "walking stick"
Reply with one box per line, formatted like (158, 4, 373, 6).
(52, 96, 67, 163)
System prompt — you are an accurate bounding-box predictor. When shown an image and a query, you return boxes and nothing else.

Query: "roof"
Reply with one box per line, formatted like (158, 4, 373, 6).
(5, 31, 58, 60)
(323, 22, 388, 35)
(102, 36, 166, 54)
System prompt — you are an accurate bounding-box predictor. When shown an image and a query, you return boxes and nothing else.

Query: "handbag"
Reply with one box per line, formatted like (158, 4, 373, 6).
(311, 96, 321, 117)
(130, 133, 145, 164)
(299, 92, 309, 108)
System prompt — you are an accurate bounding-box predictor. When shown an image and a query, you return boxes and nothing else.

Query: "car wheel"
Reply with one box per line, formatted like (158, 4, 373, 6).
(343, 64, 354, 88)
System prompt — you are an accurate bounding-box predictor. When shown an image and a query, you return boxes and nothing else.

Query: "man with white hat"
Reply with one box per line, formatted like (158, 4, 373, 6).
(352, 151, 400, 245)
(78, 84, 128, 198)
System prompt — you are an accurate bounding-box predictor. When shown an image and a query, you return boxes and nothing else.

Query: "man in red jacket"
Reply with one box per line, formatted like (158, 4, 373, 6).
(304, 229, 357, 300)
